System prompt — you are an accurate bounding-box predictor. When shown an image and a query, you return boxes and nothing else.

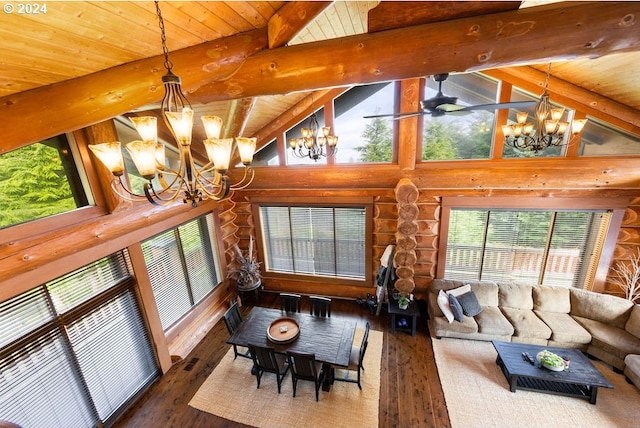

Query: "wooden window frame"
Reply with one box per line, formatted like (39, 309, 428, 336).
(437, 196, 628, 292)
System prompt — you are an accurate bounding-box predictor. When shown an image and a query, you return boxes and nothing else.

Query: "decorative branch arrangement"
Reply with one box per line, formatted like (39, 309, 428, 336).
(228, 236, 261, 288)
(609, 249, 640, 303)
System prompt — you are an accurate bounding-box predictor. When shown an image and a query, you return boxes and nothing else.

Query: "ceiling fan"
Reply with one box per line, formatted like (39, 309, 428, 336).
(364, 73, 536, 120)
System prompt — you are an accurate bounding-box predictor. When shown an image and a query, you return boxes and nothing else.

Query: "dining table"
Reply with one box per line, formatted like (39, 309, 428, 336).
(226, 307, 357, 391)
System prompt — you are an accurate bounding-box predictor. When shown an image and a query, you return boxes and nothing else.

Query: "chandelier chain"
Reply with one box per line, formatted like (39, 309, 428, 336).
(155, 0, 173, 72)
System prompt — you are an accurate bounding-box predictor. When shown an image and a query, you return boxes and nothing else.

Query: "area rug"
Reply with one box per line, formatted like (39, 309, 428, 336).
(189, 328, 382, 428)
(432, 338, 640, 428)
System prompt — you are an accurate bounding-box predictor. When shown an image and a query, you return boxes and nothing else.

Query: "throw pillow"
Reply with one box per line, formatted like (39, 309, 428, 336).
(446, 284, 472, 298)
(448, 293, 464, 322)
(437, 290, 455, 323)
(457, 290, 483, 317)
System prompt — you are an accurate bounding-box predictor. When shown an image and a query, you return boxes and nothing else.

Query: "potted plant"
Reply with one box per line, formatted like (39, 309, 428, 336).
(228, 237, 261, 291)
(398, 295, 410, 310)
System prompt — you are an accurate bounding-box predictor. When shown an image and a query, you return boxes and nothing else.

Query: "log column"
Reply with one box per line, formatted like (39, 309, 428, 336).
(394, 178, 419, 296)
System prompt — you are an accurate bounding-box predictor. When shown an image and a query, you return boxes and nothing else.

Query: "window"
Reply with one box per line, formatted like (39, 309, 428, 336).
(335, 82, 395, 163)
(443, 207, 610, 287)
(0, 252, 158, 428)
(285, 107, 328, 166)
(578, 117, 640, 156)
(141, 214, 221, 330)
(259, 205, 367, 280)
(0, 134, 90, 229)
(422, 73, 498, 160)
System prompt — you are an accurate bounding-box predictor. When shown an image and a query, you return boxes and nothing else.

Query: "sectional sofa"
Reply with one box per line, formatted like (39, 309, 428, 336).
(427, 279, 640, 389)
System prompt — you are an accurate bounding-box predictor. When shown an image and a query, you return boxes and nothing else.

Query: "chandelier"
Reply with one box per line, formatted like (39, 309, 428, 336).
(288, 96, 338, 161)
(502, 64, 587, 153)
(89, 1, 255, 207)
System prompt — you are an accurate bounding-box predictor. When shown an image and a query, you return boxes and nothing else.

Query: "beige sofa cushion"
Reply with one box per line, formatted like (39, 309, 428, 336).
(499, 283, 534, 310)
(501, 307, 551, 339)
(475, 306, 514, 336)
(570, 288, 634, 329)
(625, 305, 640, 338)
(534, 310, 591, 344)
(534, 286, 571, 313)
(573, 315, 640, 359)
(470, 282, 499, 307)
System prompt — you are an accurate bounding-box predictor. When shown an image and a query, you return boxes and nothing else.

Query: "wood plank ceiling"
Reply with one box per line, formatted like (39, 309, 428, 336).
(0, 1, 639, 152)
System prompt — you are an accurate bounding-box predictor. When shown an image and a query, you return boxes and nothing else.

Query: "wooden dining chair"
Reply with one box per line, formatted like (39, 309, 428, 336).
(280, 293, 301, 313)
(223, 302, 251, 360)
(248, 343, 290, 393)
(287, 351, 325, 401)
(334, 322, 370, 389)
(309, 295, 331, 317)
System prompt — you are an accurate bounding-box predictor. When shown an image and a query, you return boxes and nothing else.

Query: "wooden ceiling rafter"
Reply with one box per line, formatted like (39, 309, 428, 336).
(1, 2, 640, 152)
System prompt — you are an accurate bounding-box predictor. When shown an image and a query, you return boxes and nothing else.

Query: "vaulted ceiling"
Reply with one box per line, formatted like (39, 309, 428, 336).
(1, 1, 639, 154)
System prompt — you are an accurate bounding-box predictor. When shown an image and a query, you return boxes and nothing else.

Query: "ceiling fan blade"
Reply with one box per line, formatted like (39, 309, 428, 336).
(445, 101, 537, 113)
(363, 111, 426, 119)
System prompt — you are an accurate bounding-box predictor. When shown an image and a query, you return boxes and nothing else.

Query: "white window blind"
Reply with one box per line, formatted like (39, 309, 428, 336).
(445, 208, 609, 287)
(0, 251, 158, 428)
(141, 214, 220, 330)
(260, 206, 366, 279)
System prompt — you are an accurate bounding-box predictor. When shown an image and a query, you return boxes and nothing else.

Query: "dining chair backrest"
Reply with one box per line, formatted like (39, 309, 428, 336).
(223, 302, 251, 360)
(249, 343, 281, 372)
(248, 343, 290, 393)
(287, 351, 324, 401)
(309, 295, 331, 317)
(223, 302, 243, 335)
(358, 322, 370, 365)
(280, 293, 301, 313)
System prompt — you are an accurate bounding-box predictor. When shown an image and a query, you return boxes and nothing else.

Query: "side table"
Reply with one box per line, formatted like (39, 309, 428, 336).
(388, 298, 420, 336)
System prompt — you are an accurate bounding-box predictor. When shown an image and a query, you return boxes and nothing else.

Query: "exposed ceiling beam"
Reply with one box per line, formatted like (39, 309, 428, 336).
(221, 1, 333, 139)
(191, 2, 640, 102)
(1, 1, 639, 151)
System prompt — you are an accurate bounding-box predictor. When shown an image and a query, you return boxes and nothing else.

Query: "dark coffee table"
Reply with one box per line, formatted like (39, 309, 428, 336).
(492, 341, 613, 404)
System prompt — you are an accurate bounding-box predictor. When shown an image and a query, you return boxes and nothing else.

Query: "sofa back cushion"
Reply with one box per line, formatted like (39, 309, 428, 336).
(469, 282, 499, 307)
(498, 282, 534, 310)
(570, 288, 634, 329)
(533, 285, 571, 313)
(625, 305, 640, 338)
(430, 279, 499, 307)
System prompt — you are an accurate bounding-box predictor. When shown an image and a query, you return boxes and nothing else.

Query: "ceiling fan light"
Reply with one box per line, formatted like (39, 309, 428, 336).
(130, 116, 158, 143)
(126, 140, 158, 180)
(89, 142, 125, 176)
(236, 137, 257, 165)
(201, 115, 224, 139)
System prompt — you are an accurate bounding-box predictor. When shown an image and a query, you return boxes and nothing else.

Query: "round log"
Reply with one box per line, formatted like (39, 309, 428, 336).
(398, 203, 419, 220)
(394, 178, 419, 204)
(397, 220, 419, 236)
(395, 265, 415, 280)
(394, 249, 417, 267)
(394, 278, 415, 294)
(395, 235, 417, 251)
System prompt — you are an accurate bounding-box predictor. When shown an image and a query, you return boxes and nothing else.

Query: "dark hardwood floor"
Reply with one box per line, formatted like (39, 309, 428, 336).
(114, 294, 451, 428)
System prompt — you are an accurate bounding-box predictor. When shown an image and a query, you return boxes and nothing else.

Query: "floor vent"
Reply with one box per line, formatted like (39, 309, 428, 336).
(183, 357, 199, 371)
